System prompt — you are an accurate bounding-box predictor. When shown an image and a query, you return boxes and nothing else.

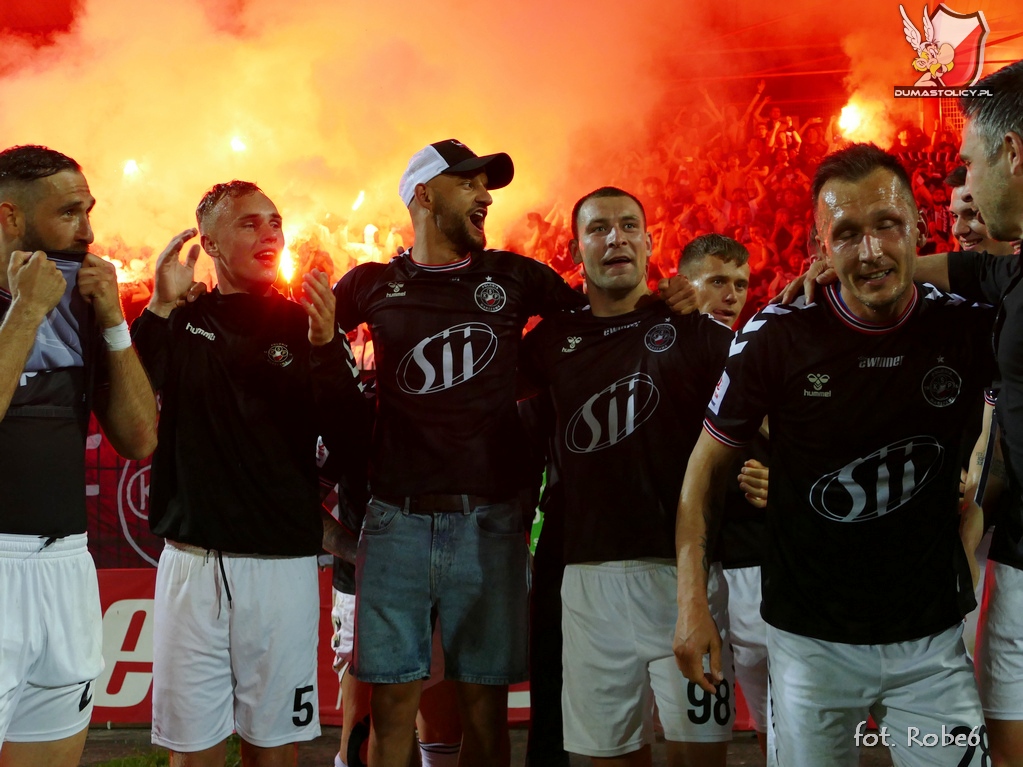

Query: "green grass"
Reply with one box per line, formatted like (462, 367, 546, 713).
(93, 736, 242, 767)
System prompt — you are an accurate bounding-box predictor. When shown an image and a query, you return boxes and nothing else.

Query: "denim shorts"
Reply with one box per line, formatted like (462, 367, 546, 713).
(352, 495, 529, 685)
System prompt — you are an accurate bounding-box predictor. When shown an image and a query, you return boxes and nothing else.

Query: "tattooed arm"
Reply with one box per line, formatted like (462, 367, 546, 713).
(673, 429, 737, 693)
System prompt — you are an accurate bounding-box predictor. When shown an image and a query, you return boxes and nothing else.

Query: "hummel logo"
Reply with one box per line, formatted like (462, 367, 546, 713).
(185, 322, 215, 341)
(561, 336, 582, 353)
(804, 373, 832, 398)
(807, 373, 830, 391)
(79, 681, 93, 712)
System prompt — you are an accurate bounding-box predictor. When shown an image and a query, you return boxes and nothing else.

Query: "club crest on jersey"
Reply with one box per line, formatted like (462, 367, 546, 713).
(804, 373, 831, 397)
(561, 336, 582, 353)
(267, 342, 293, 367)
(397, 322, 498, 394)
(565, 373, 659, 453)
(922, 365, 961, 407)
(475, 278, 507, 313)
(809, 435, 944, 522)
(386, 282, 406, 298)
(644, 323, 676, 353)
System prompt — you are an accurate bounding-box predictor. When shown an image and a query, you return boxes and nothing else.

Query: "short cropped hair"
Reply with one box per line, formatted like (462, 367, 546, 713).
(811, 143, 914, 210)
(959, 60, 1023, 161)
(944, 165, 967, 188)
(0, 145, 81, 199)
(678, 233, 749, 277)
(571, 186, 646, 240)
(196, 180, 263, 232)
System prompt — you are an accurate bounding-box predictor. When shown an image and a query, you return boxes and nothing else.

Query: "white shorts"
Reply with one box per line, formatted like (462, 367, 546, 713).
(723, 565, 768, 733)
(976, 559, 1023, 719)
(331, 587, 446, 689)
(768, 623, 985, 767)
(0, 533, 103, 745)
(152, 542, 321, 751)
(561, 560, 733, 758)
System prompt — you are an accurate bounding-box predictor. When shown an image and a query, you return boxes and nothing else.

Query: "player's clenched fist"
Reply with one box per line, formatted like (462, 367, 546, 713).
(77, 253, 124, 328)
(8, 250, 66, 319)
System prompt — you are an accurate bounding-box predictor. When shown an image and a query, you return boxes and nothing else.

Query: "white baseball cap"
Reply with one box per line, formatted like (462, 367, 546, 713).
(398, 139, 514, 206)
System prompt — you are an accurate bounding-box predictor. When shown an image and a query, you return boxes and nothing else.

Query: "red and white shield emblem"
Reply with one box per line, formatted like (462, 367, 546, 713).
(929, 4, 989, 87)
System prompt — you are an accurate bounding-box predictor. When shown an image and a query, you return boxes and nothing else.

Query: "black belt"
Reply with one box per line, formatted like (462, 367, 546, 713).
(375, 493, 502, 513)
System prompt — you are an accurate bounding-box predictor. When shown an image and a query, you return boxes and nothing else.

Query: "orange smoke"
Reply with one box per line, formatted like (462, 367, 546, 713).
(1, 0, 1022, 290)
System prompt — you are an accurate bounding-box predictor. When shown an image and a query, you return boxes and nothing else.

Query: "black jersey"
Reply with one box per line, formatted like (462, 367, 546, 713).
(949, 251, 1023, 572)
(0, 255, 103, 537)
(132, 289, 364, 555)
(522, 301, 732, 564)
(717, 431, 770, 570)
(705, 282, 993, 644)
(333, 250, 583, 497)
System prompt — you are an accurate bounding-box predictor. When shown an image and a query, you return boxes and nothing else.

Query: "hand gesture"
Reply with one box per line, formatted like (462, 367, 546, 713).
(772, 259, 836, 306)
(7, 250, 66, 320)
(77, 253, 124, 328)
(150, 229, 201, 317)
(739, 459, 769, 508)
(673, 608, 724, 694)
(658, 273, 698, 315)
(302, 269, 335, 347)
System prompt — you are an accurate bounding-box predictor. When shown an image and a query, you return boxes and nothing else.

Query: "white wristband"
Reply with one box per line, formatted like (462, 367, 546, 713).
(102, 320, 132, 351)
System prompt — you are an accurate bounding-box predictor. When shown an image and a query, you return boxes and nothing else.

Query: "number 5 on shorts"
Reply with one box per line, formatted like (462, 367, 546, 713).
(292, 685, 314, 726)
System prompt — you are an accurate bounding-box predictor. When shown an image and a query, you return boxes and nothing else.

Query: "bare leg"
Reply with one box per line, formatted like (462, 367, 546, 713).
(370, 680, 423, 767)
(591, 744, 653, 767)
(239, 740, 297, 767)
(168, 741, 228, 767)
(987, 718, 1023, 767)
(665, 739, 728, 767)
(454, 682, 509, 767)
(0, 727, 89, 767)
(340, 670, 372, 766)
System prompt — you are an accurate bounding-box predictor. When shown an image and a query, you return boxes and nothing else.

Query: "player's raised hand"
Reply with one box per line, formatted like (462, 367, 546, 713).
(659, 273, 698, 315)
(7, 250, 66, 319)
(673, 608, 724, 694)
(77, 253, 124, 328)
(149, 229, 201, 318)
(739, 459, 769, 509)
(302, 269, 335, 347)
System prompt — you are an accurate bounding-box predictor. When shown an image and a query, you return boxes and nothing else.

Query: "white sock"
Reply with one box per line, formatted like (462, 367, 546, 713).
(419, 740, 461, 767)
(335, 753, 347, 767)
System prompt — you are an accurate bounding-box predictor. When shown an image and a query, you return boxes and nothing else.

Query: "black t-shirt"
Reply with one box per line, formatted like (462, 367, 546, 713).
(522, 301, 732, 564)
(948, 251, 1023, 571)
(705, 282, 993, 644)
(333, 250, 583, 497)
(0, 255, 103, 537)
(132, 289, 364, 555)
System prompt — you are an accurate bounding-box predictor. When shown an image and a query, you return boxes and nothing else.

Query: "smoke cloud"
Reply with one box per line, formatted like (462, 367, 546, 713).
(1, 0, 1021, 269)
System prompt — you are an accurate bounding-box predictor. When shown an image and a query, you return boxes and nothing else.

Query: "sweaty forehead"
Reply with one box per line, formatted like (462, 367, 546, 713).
(32, 169, 94, 209)
(220, 191, 279, 222)
(815, 169, 914, 230)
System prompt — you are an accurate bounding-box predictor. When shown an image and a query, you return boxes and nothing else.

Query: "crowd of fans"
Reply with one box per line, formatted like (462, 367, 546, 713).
(512, 81, 968, 324)
(98, 81, 965, 330)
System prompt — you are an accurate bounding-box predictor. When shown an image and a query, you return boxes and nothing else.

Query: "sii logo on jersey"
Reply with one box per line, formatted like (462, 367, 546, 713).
(397, 322, 498, 394)
(809, 435, 944, 522)
(565, 373, 659, 453)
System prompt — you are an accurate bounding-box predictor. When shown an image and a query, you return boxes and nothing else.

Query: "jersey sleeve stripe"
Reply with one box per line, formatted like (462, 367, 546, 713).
(703, 420, 748, 448)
